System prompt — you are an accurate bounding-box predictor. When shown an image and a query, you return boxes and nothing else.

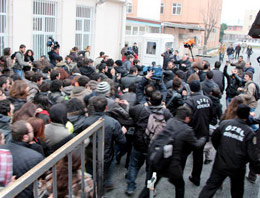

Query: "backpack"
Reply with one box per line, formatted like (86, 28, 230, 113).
(147, 128, 175, 173)
(249, 82, 260, 101)
(144, 108, 167, 145)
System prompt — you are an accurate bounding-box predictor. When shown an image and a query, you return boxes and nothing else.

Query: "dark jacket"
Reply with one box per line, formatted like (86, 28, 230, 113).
(0, 114, 11, 142)
(162, 118, 206, 167)
(212, 68, 225, 93)
(120, 92, 136, 107)
(114, 66, 128, 77)
(224, 65, 241, 98)
(163, 68, 177, 83)
(227, 47, 234, 55)
(174, 59, 191, 72)
(136, 77, 167, 104)
(166, 89, 184, 116)
(48, 50, 59, 66)
(243, 66, 255, 74)
(68, 114, 87, 135)
(184, 92, 213, 139)
(122, 60, 132, 72)
(79, 66, 95, 77)
(129, 104, 172, 153)
(8, 97, 26, 112)
(132, 46, 138, 56)
(212, 118, 260, 173)
(0, 141, 44, 198)
(47, 91, 65, 104)
(121, 74, 142, 88)
(209, 95, 222, 125)
(201, 79, 219, 96)
(82, 112, 126, 166)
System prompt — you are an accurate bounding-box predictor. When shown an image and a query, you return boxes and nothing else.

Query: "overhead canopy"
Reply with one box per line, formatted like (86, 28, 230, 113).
(248, 10, 260, 38)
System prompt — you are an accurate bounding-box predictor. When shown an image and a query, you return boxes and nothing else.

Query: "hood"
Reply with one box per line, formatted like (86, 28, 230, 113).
(63, 85, 74, 95)
(49, 103, 68, 125)
(72, 86, 85, 94)
(148, 105, 165, 114)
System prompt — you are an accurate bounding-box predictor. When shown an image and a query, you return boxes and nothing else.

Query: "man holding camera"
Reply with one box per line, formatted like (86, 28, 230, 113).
(230, 55, 246, 77)
(48, 46, 59, 67)
(161, 48, 173, 70)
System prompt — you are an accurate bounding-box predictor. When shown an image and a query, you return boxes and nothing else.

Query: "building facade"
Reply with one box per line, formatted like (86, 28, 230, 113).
(0, 0, 126, 59)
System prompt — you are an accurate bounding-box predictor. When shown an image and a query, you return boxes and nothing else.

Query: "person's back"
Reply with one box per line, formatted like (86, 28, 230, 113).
(212, 61, 224, 93)
(201, 71, 219, 97)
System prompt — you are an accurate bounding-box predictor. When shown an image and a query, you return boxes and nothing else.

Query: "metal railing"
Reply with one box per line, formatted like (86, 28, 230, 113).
(0, 119, 105, 198)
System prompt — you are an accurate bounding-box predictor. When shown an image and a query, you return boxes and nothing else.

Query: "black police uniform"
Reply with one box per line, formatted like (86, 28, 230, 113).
(184, 92, 213, 185)
(199, 118, 260, 198)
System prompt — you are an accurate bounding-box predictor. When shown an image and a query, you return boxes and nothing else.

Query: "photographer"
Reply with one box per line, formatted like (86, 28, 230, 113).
(224, 61, 241, 107)
(161, 48, 173, 70)
(48, 46, 59, 67)
(174, 54, 192, 72)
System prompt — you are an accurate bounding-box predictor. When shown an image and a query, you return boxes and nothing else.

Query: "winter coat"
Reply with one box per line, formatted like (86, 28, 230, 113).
(166, 89, 184, 116)
(8, 97, 26, 112)
(47, 92, 65, 104)
(212, 68, 224, 93)
(27, 82, 40, 102)
(120, 92, 137, 107)
(129, 104, 173, 153)
(48, 50, 59, 66)
(0, 114, 11, 142)
(63, 85, 74, 96)
(201, 79, 219, 96)
(79, 66, 95, 77)
(45, 122, 71, 147)
(114, 66, 128, 77)
(175, 59, 192, 72)
(82, 112, 126, 167)
(212, 118, 260, 173)
(209, 95, 222, 125)
(68, 113, 88, 135)
(235, 45, 241, 53)
(163, 68, 177, 83)
(243, 66, 255, 74)
(0, 141, 44, 198)
(70, 87, 92, 105)
(121, 74, 142, 88)
(226, 47, 234, 55)
(122, 60, 132, 72)
(239, 80, 257, 108)
(184, 92, 213, 140)
(55, 61, 70, 74)
(224, 65, 241, 98)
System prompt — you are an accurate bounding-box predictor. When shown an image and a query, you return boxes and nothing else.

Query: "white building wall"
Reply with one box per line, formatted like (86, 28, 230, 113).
(12, 0, 33, 51)
(8, 0, 125, 60)
(137, 0, 160, 21)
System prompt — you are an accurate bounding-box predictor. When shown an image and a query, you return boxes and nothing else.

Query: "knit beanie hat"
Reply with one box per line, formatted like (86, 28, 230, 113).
(236, 104, 250, 120)
(115, 60, 123, 67)
(96, 81, 111, 96)
(189, 80, 201, 92)
(88, 80, 98, 91)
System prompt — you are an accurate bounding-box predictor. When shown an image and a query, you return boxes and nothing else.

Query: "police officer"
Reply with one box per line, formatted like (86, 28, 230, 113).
(184, 80, 213, 186)
(199, 104, 260, 198)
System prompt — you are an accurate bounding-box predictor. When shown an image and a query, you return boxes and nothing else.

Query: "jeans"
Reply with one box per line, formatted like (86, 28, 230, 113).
(250, 108, 258, 132)
(13, 68, 23, 79)
(226, 97, 233, 107)
(127, 147, 149, 191)
(219, 53, 224, 62)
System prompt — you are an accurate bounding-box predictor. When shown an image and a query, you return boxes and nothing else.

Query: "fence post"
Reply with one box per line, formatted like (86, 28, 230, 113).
(97, 121, 104, 197)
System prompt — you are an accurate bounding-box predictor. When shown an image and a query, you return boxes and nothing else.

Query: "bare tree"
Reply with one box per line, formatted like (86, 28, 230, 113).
(202, 0, 221, 55)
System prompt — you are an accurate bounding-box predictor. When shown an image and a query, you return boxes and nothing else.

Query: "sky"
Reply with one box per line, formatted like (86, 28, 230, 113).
(221, 0, 260, 25)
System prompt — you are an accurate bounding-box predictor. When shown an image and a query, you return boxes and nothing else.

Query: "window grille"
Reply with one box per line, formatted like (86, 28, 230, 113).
(75, 6, 92, 51)
(172, 3, 181, 15)
(0, 0, 7, 56)
(33, 0, 57, 59)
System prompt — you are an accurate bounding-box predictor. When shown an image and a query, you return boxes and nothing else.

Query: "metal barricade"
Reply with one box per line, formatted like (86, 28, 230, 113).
(0, 119, 105, 198)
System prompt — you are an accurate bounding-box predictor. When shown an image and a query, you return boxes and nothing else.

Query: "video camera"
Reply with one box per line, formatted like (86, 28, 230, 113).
(47, 36, 60, 49)
(125, 48, 135, 56)
(143, 65, 163, 80)
(184, 38, 195, 49)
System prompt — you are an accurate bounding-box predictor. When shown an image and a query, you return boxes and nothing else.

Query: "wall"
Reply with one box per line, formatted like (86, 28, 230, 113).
(243, 9, 258, 35)
(8, 0, 125, 60)
(137, 0, 160, 21)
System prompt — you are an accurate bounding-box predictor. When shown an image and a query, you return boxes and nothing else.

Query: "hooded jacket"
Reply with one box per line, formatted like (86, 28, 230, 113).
(129, 104, 173, 153)
(70, 86, 92, 105)
(201, 79, 219, 96)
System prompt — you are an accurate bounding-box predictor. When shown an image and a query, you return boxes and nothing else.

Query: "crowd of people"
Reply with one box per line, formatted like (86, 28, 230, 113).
(0, 42, 259, 198)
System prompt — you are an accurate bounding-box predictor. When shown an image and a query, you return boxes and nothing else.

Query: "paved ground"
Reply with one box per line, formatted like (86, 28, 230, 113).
(105, 49, 260, 198)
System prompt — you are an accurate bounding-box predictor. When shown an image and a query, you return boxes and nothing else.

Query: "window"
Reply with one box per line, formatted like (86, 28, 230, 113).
(149, 27, 160, 33)
(172, 3, 181, 15)
(146, 42, 156, 55)
(126, 3, 132, 14)
(133, 26, 138, 35)
(75, 6, 92, 51)
(0, 0, 7, 56)
(33, 0, 57, 59)
(126, 26, 131, 35)
(139, 26, 145, 35)
(160, 3, 164, 14)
